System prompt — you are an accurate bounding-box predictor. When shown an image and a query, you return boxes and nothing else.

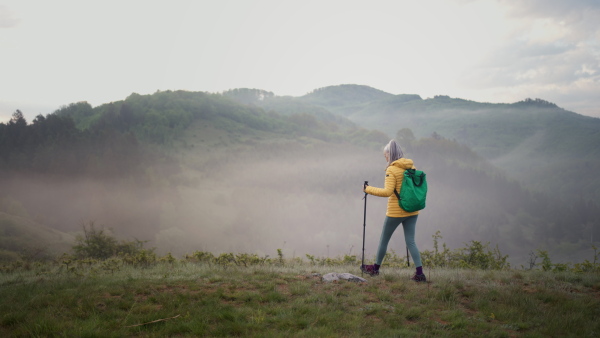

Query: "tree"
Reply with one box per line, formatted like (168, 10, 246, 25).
(10, 110, 27, 127)
(72, 221, 150, 259)
(396, 128, 416, 149)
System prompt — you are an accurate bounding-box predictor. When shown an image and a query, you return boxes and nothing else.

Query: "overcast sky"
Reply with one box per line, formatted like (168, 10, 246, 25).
(1, 0, 599, 123)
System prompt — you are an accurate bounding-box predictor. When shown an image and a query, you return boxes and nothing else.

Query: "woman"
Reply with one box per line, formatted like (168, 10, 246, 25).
(362, 139, 426, 282)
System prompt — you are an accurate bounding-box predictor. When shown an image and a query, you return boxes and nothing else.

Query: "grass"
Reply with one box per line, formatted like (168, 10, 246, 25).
(1, 261, 599, 337)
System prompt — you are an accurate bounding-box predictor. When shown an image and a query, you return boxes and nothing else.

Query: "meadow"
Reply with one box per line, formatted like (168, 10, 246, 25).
(2, 88, 600, 337)
(1, 253, 599, 337)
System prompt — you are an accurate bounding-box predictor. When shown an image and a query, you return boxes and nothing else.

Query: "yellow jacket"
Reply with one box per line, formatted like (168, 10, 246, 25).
(365, 158, 420, 218)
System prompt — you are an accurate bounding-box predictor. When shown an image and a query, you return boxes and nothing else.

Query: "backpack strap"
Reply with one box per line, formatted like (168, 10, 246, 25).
(394, 169, 405, 200)
(393, 170, 404, 200)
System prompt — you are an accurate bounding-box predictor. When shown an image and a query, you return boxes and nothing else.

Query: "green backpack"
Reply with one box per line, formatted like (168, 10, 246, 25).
(393, 169, 427, 212)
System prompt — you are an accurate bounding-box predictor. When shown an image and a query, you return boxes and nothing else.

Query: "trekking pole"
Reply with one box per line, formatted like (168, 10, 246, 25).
(361, 181, 368, 276)
(406, 247, 410, 267)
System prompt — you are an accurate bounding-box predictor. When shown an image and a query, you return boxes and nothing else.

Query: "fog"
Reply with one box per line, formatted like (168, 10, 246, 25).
(151, 144, 391, 259)
(2, 138, 597, 266)
(1, 143, 408, 259)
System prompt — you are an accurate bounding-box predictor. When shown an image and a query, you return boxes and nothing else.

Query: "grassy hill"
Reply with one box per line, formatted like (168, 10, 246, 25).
(1, 258, 599, 336)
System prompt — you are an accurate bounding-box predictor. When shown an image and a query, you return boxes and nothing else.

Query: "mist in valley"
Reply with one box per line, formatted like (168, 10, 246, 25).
(4, 133, 594, 267)
(1, 89, 598, 268)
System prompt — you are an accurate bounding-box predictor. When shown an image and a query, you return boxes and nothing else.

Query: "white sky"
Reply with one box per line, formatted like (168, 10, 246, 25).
(1, 0, 599, 123)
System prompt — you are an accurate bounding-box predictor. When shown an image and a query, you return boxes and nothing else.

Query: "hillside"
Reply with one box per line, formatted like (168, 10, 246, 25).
(0, 89, 598, 265)
(295, 85, 600, 200)
(0, 210, 74, 261)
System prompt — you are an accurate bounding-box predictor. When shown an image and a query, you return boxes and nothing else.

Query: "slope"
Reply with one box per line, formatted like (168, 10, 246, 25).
(0, 211, 74, 261)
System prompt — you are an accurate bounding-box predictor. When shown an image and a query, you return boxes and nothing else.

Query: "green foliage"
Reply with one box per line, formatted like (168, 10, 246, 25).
(0, 106, 169, 180)
(159, 252, 176, 264)
(121, 249, 157, 268)
(304, 254, 358, 266)
(72, 221, 151, 260)
(423, 230, 451, 268)
(573, 248, 600, 273)
(184, 251, 270, 267)
(537, 249, 554, 271)
(53, 101, 95, 127)
(526, 246, 600, 273)
(454, 241, 510, 270)
(419, 231, 510, 270)
(2, 234, 600, 277)
(185, 251, 215, 263)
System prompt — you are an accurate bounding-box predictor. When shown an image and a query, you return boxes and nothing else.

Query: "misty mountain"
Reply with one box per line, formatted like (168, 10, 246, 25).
(1, 89, 598, 265)
(292, 85, 600, 200)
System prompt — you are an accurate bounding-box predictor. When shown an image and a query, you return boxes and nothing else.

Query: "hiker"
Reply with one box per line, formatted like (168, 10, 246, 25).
(361, 139, 426, 282)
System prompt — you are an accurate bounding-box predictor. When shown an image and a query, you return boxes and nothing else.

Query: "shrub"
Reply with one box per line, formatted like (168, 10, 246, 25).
(532, 246, 600, 273)
(421, 231, 510, 270)
(72, 221, 151, 259)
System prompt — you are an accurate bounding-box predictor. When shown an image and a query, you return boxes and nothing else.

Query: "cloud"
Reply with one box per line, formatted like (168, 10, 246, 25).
(459, 1, 600, 116)
(475, 39, 597, 85)
(502, 0, 600, 20)
(485, 1, 599, 81)
(0, 5, 20, 28)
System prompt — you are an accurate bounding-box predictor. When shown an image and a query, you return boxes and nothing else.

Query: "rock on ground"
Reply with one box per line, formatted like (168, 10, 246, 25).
(322, 272, 367, 283)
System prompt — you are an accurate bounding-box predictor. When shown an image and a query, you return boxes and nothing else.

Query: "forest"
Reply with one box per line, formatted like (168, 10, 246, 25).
(0, 88, 598, 266)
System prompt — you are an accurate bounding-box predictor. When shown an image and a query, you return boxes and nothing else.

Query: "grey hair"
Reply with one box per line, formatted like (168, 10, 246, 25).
(383, 139, 404, 166)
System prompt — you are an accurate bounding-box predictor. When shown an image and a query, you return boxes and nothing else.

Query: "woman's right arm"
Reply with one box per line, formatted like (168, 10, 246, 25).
(364, 168, 396, 197)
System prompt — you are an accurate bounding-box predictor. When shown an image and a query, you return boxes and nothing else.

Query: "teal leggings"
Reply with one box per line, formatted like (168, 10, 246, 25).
(376, 215, 422, 267)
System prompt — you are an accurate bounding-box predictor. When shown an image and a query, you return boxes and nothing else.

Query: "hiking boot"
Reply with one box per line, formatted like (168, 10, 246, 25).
(411, 273, 427, 282)
(360, 264, 379, 276)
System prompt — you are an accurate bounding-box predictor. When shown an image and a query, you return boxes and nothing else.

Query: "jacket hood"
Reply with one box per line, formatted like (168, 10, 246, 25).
(390, 158, 414, 170)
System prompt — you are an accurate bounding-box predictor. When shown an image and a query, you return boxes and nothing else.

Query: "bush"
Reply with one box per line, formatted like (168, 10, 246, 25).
(420, 231, 510, 270)
(530, 246, 600, 273)
(72, 221, 150, 259)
